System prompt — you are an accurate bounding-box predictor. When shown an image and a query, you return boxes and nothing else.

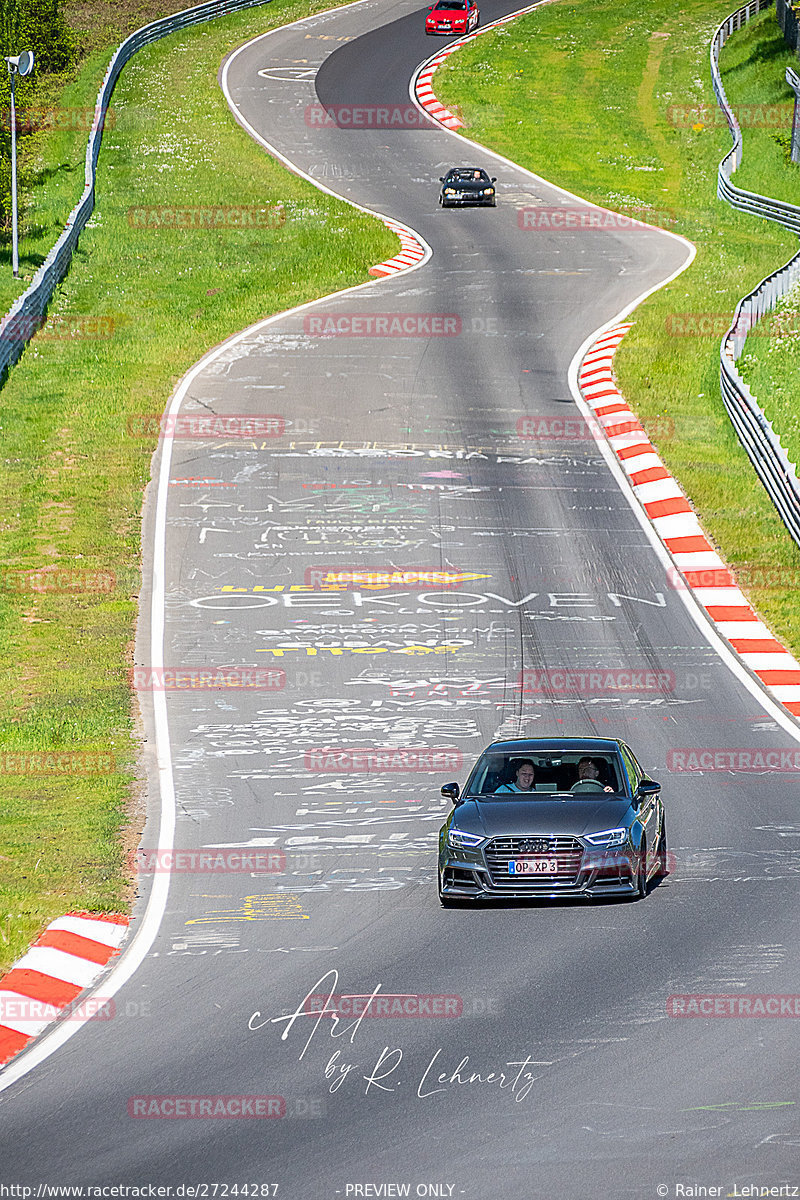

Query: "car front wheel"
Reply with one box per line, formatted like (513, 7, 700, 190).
(630, 840, 647, 900)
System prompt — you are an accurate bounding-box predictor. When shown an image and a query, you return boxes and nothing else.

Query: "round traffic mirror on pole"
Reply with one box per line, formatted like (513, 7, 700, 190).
(5, 50, 35, 277)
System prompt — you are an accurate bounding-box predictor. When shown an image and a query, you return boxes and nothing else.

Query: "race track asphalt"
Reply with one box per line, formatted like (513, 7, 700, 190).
(2, 1, 799, 1195)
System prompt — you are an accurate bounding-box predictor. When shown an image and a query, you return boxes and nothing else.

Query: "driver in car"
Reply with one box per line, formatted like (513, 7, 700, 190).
(572, 756, 614, 793)
(495, 759, 536, 793)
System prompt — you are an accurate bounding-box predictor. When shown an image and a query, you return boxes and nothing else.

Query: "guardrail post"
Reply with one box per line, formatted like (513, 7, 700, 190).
(787, 66, 800, 163)
(712, 1, 800, 550)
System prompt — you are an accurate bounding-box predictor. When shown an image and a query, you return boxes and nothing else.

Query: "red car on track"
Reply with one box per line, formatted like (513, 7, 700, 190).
(425, 0, 479, 35)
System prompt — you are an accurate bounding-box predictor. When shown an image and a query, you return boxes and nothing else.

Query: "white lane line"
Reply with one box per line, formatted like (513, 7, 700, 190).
(0, 0, 433, 1095)
(405, 0, 800, 741)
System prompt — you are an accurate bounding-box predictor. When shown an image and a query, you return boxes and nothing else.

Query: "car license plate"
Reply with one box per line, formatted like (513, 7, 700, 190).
(508, 858, 559, 875)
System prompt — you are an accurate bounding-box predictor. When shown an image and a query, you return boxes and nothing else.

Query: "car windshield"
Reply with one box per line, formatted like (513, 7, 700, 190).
(434, 1, 467, 8)
(446, 168, 489, 182)
(464, 751, 625, 796)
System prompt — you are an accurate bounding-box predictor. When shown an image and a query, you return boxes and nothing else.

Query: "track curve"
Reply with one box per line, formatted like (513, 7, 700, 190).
(1, 0, 800, 1196)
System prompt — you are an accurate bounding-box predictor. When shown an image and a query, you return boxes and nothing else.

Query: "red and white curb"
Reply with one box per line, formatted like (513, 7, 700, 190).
(415, 43, 469, 130)
(580, 325, 800, 720)
(0, 912, 129, 1067)
(412, 6, 543, 131)
(370, 217, 427, 277)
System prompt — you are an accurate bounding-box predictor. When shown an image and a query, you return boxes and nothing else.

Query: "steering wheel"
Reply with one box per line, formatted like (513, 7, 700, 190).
(570, 779, 606, 793)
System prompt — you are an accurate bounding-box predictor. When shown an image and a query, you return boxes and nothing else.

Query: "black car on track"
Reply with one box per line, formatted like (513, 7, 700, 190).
(439, 167, 497, 207)
(438, 737, 666, 904)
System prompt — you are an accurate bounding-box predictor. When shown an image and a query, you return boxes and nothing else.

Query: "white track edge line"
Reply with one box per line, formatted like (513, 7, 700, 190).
(407, 0, 800, 740)
(0, 0, 432, 1096)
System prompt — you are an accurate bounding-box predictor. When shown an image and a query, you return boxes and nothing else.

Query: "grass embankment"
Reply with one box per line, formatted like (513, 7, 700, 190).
(1, 1, 196, 311)
(436, 0, 800, 646)
(0, 0, 395, 971)
(720, 12, 800, 474)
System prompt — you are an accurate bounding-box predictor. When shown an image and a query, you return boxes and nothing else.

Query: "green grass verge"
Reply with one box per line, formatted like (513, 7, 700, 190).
(0, 48, 114, 312)
(739, 280, 800, 478)
(0, 0, 396, 972)
(436, 0, 800, 651)
(4, 1, 199, 311)
(719, 8, 799, 204)
(720, 12, 800, 482)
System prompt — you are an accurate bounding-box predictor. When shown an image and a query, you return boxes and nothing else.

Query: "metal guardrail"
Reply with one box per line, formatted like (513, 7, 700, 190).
(0, 0, 272, 381)
(711, 0, 800, 546)
(776, 0, 799, 52)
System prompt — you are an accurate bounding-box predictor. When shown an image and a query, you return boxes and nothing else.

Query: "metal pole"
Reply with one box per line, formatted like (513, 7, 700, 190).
(787, 67, 800, 166)
(9, 66, 19, 278)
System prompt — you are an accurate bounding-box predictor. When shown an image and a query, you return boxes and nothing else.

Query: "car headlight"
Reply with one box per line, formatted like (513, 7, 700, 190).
(584, 828, 627, 847)
(447, 829, 485, 849)
(444, 188, 456, 195)
(483, 188, 494, 195)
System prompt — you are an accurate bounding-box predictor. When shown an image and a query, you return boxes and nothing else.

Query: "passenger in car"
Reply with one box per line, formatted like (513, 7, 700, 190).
(573, 756, 614, 793)
(494, 759, 536, 793)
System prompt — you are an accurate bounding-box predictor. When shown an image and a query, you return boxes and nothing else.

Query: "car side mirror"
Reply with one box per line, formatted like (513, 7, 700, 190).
(441, 782, 460, 804)
(491, 177, 497, 183)
(636, 779, 660, 803)
(439, 177, 445, 182)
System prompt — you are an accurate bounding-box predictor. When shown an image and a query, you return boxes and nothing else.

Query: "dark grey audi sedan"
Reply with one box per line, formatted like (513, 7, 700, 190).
(438, 737, 666, 905)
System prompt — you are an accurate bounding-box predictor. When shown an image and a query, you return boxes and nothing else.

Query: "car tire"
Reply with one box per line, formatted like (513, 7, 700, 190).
(656, 818, 668, 876)
(629, 839, 647, 900)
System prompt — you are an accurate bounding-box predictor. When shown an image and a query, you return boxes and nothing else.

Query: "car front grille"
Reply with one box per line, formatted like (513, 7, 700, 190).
(485, 836, 584, 887)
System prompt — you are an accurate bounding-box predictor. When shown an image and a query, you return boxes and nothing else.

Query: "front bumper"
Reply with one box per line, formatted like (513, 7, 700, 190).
(440, 193, 494, 205)
(427, 23, 468, 32)
(439, 846, 639, 899)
